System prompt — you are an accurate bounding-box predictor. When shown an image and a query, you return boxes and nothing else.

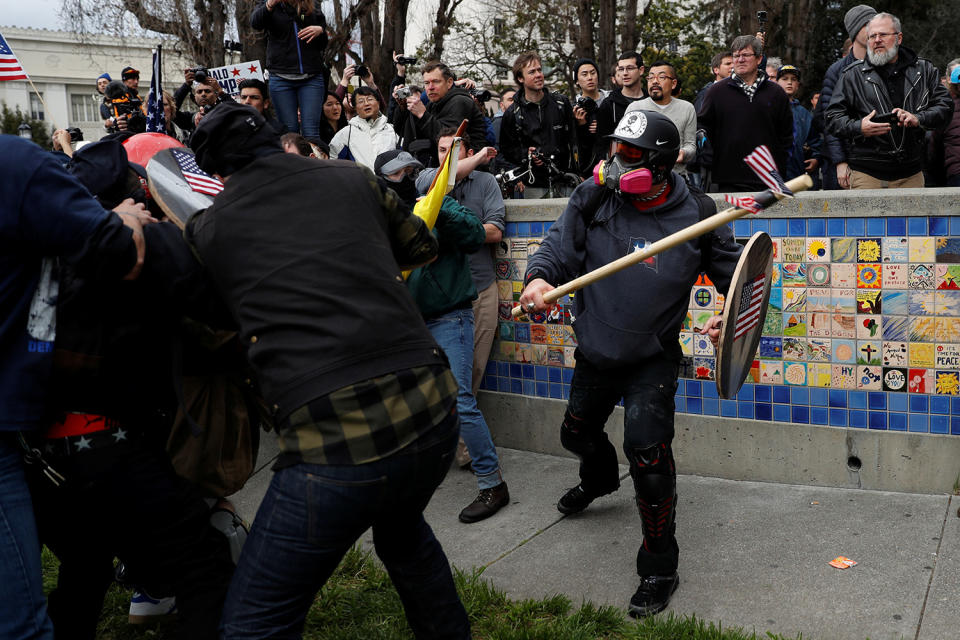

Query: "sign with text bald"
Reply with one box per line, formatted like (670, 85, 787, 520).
(208, 60, 264, 97)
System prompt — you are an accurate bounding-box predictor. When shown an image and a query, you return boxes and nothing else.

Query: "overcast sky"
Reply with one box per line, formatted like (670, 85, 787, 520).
(2, 0, 64, 31)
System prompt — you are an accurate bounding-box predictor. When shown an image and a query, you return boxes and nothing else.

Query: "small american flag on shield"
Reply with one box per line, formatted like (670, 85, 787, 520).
(733, 273, 766, 341)
(172, 148, 224, 196)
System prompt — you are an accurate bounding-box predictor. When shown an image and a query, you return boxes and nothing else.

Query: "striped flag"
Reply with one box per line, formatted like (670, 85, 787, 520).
(744, 145, 793, 196)
(733, 273, 766, 341)
(724, 194, 763, 214)
(0, 33, 28, 81)
(145, 46, 165, 133)
(171, 148, 224, 196)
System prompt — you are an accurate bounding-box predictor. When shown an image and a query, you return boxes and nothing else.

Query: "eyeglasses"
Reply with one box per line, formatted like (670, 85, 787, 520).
(355, 96, 378, 105)
(868, 31, 899, 41)
(617, 65, 639, 73)
(647, 73, 675, 82)
(732, 53, 756, 60)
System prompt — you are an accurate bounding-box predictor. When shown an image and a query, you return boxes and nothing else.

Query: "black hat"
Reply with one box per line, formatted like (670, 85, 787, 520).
(844, 4, 877, 40)
(776, 65, 801, 81)
(121, 66, 140, 80)
(573, 58, 599, 77)
(374, 149, 424, 177)
(191, 101, 283, 177)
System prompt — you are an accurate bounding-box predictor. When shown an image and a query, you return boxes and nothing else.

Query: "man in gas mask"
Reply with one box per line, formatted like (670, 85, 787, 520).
(519, 110, 742, 617)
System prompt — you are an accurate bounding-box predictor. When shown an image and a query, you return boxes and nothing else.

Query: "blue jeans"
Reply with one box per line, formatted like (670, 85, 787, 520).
(427, 308, 502, 489)
(0, 434, 54, 639)
(268, 74, 325, 138)
(220, 413, 469, 639)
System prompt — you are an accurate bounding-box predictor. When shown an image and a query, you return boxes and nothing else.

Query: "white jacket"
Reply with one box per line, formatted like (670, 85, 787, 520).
(328, 114, 398, 171)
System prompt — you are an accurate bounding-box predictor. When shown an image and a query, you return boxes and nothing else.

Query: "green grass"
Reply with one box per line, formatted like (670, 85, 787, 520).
(43, 546, 802, 640)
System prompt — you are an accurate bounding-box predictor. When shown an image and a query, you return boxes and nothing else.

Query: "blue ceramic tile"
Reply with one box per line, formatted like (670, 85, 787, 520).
(930, 217, 948, 235)
(563, 368, 574, 384)
(910, 395, 929, 413)
(721, 399, 738, 417)
(505, 222, 518, 236)
(548, 368, 562, 383)
(543, 221, 553, 232)
(737, 384, 754, 402)
(522, 364, 534, 379)
(868, 392, 886, 410)
(791, 406, 809, 423)
(535, 365, 548, 381)
(530, 222, 543, 235)
(807, 218, 826, 236)
(481, 375, 494, 391)
(755, 385, 771, 403)
(931, 415, 950, 434)
(907, 217, 926, 236)
(951, 217, 960, 236)
(755, 403, 772, 421)
(952, 417, 960, 435)
(908, 413, 928, 432)
(702, 383, 719, 399)
(848, 391, 867, 410)
(953, 397, 960, 415)
(487, 360, 499, 375)
(734, 219, 750, 237)
(522, 379, 536, 395)
(517, 222, 530, 236)
(536, 381, 549, 397)
(869, 412, 887, 430)
(811, 407, 829, 425)
(827, 218, 845, 237)
(888, 393, 908, 412)
(511, 379, 523, 394)
(771, 218, 789, 237)
(774, 386, 791, 403)
(702, 398, 719, 416)
(675, 395, 685, 412)
(930, 396, 950, 415)
(550, 383, 563, 399)
(686, 380, 702, 397)
(886, 217, 906, 236)
(738, 401, 754, 419)
(889, 412, 907, 431)
(752, 218, 771, 234)
(788, 218, 805, 237)
(773, 404, 791, 422)
(496, 361, 508, 376)
(810, 388, 829, 407)
(790, 387, 809, 405)
(849, 410, 867, 428)
(829, 409, 848, 427)
(846, 218, 865, 236)
(829, 389, 847, 408)
(510, 363, 522, 378)
(676, 379, 687, 395)
(866, 217, 885, 236)
(687, 397, 703, 414)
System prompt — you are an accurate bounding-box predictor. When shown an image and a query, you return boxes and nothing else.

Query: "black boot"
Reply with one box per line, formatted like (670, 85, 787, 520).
(556, 483, 618, 515)
(628, 573, 679, 617)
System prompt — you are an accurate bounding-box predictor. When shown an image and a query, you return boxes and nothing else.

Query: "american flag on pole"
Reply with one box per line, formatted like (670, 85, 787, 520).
(744, 145, 793, 196)
(724, 194, 763, 214)
(145, 46, 165, 133)
(733, 273, 766, 341)
(0, 33, 29, 81)
(172, 148, 224, 196)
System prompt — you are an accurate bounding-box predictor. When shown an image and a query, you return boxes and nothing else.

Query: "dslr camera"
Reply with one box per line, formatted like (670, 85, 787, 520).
(104, 80, 147, 133)
(469, 87, 492, 104)
(575, 95, 598, 114)
(396, 55, 418, 66)
(67, 127, 84, 142)
(188, 66, 209, 83)
(356, 64, 370, 79)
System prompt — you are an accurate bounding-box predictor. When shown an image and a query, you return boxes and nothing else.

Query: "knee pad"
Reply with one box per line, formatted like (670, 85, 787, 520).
(627, 443, 677, 549)
(560, 411, 608, 458)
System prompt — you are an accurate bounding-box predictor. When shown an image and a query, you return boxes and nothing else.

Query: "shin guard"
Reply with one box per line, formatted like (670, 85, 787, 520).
(627, 442, 677, 557)
(560, 411, 620, 495)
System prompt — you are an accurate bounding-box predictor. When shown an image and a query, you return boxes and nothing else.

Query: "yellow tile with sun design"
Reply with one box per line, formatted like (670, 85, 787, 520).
(909, 237, 935, 262)
(857, 238, 881, 262)
(857, 264, 881, 289)
(806, 238, 830, 262)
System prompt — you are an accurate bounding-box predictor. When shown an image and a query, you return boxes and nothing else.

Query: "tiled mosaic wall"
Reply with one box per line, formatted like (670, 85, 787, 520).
(481, 215, 960, 435)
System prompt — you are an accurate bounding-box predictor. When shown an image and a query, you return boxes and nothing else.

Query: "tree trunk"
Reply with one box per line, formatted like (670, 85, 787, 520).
(236, 0, 267, 69)
(597, 0, 617, 86)
(620, 0, 638, 53)
(574, 0, 594, 60)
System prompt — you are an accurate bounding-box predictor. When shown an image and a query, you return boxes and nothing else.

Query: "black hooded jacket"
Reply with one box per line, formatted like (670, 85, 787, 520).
(500, 89, 577, 182)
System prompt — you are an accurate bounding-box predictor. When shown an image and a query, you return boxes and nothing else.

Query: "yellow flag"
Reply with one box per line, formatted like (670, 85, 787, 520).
(402, 137, 460, 279)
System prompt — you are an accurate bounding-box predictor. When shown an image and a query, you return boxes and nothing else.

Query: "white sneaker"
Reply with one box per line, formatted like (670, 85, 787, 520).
(128, 590, 177, 623)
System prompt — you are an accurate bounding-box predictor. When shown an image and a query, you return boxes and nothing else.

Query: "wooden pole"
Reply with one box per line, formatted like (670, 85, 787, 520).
(512, 174, 813, 318)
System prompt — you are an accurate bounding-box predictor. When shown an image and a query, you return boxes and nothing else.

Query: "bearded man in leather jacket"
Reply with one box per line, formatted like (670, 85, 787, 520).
(825, 12, 952, 188)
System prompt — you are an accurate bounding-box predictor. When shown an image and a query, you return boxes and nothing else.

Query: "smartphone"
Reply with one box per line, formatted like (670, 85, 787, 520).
(872, 111, 899, 124)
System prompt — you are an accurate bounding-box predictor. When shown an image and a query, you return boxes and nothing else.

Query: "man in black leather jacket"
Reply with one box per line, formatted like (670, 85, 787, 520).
(825, 12, 952, 188)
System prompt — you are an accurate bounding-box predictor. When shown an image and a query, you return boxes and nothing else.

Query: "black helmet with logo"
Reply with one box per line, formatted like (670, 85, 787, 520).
(607, 107, 680, 183)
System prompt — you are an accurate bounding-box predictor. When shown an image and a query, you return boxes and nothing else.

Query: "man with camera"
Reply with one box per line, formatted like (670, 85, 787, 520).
(393, 61, 488, 159)
(572, 58, 609, 177)
(825, 12, 952, 189)
(171, 71, 233, 142)
(499, 51, 578, 198)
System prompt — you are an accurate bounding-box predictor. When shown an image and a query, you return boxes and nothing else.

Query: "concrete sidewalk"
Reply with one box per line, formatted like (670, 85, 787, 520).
(232, 440, 959, 640)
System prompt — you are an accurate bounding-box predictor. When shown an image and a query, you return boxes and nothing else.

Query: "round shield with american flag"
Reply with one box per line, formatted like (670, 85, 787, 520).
(715, 232, 775, 399)
(146, 148, 224, 229)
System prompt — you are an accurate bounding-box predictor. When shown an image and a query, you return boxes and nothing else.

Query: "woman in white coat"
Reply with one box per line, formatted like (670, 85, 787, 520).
(329, 86, 399, 170)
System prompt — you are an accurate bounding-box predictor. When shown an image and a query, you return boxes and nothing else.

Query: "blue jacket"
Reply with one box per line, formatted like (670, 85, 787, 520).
(820, 50, 857, 165)
(786, 99, 822, 180)
(0, 136, 136, 431)
(525, 176, 741, 369)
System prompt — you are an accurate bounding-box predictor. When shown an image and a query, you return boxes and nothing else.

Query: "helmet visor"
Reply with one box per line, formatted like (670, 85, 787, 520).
(610, 140, 647, 165)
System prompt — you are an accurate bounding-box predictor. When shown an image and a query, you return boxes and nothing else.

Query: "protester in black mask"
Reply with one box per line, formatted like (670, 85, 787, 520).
(374, 149, 423, 205)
